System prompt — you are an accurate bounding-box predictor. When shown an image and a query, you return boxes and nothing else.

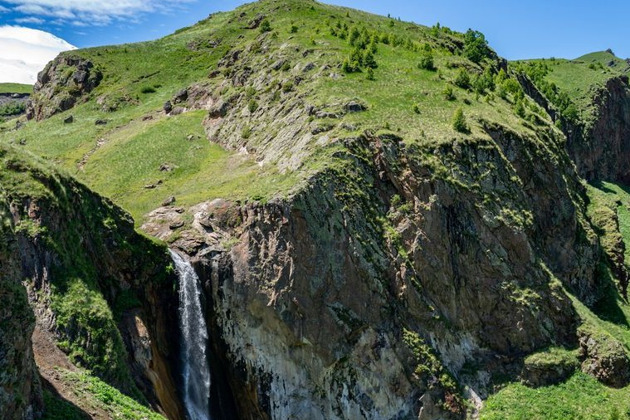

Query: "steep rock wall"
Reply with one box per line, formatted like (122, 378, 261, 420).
(169, 124, 605, 419)
(0, 145, 183, 419)
(0, 200, 42, 420)
(562, 76, 630, 183)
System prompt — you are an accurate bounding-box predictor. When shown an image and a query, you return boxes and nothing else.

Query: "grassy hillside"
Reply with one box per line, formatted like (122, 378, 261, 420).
(0, 83, 32, 94)
(0, 0, 552, 224)
(512, 50, 630, 123)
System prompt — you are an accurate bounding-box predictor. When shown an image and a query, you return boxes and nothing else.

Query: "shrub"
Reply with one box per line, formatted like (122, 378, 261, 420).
(241, 126, 252, 138)
(248, 99, 259, 113)
(140, 86, 156, 94)
(443, 85, 455, 101)
(452, 108, 468, 133)
(290, 25, 298, 33)
(366, 67, 375, 81)
(0, 101, 26, 116)
(502, 78, 522, 95)
(282, 81, 294, 92)
(413, 104, 421, 114)
(418, 51, 435, 71)
(349, 27, 361, 46)
(454, 68, 471, 89)
(364, 50, 378, 69)
(260, 20, 272, 33)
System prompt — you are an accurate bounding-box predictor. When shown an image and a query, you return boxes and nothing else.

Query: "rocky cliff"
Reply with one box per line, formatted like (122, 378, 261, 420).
(564, 76, 630, 183)
(160, 124, 609, 418)
(0, 144, 183, 419)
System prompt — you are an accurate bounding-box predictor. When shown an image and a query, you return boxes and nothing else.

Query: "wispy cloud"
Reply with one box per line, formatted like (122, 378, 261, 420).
(15, 16, 44, 24)
(2, 0, 197, 26)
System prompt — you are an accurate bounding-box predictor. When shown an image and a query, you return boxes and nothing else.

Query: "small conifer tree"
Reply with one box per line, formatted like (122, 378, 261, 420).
(452, 108, 468, 133)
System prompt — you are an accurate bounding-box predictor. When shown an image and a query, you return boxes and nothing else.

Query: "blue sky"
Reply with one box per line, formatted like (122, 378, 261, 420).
(0, 0, 628, 60)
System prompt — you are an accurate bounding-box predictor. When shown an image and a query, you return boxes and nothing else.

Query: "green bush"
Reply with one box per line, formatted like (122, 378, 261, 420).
(363, 50, 378, 69)
(248, 99, 259, 113)
(442, 85, 455, 101)
(0, 101, 26, 116)
(260, 19, 272, 33)
(514, 100, 526, 118)
(241, 125, 252, 138)
(282, 81, 294, 92)
(452, 108, 468, 133)
(290, 25, 298, 33)
(454, 68, 471, 89)
(418, 51, 436, 71)
(502, 78, 522, 95)
(366, 67, 375, 81)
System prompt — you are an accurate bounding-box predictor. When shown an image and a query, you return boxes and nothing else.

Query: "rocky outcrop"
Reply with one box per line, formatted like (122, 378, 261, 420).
(163, 119, 605, 418)
(0, 200, 42, 420)
(0, 145, 183, 419)
(26, 55, 102, 121)
(578, 327, 630, 388)
(564, 76, 630, 183)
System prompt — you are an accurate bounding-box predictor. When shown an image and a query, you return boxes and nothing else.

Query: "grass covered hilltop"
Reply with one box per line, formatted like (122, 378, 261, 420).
(4, 0, 630, 419)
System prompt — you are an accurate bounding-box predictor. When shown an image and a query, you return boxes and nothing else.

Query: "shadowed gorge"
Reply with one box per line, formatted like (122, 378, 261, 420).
(2, 0, 630, 419)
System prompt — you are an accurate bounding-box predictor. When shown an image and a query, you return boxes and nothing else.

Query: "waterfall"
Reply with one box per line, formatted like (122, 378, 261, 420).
(169, 249, 211, 420)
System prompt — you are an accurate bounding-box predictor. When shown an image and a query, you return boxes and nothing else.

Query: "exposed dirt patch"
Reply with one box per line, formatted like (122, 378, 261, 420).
(32, 325, 110, 420)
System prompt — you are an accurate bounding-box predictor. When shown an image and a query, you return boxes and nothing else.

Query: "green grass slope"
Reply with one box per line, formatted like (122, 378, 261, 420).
(0, 0, 553, 224)
(513, 50, 630, 123)
(0, 83, 32, 94)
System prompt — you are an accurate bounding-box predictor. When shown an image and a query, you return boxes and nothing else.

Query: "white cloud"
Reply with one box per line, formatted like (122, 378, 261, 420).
(15, 16, 45, 24)
(0, 26, 76, 84)
(3, 0, 196, 26)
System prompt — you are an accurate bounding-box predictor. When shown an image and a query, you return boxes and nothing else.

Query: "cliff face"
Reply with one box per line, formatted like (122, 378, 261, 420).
(0, 145, 183, 419)
(0, 200, 42, 420)
(162, 121, 605, 419)
(26, 55, 102, 121)
(564, 76, 630, 183)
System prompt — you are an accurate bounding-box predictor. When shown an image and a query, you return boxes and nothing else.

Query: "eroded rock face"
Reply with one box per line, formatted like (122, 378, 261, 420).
(579, 328, 630, 388)
(26, 55, 102, 121)
(167, 126, 603, 419)
(0, 146, 184, 420)
(565, 76, 630, 183)
(0, 199, 42, 420)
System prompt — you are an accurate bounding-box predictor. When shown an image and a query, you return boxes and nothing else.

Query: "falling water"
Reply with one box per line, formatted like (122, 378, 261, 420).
(169, 249, 211, 420)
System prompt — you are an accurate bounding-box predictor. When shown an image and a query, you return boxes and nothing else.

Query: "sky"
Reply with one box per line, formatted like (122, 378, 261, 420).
(1, 0, 629, 83)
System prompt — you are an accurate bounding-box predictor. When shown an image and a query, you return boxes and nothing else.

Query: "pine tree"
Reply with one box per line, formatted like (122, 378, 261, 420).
(452, 108, 468, 133)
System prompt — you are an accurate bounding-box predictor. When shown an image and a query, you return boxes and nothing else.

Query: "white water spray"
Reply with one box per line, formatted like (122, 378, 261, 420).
(169, 249, 211, 420)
